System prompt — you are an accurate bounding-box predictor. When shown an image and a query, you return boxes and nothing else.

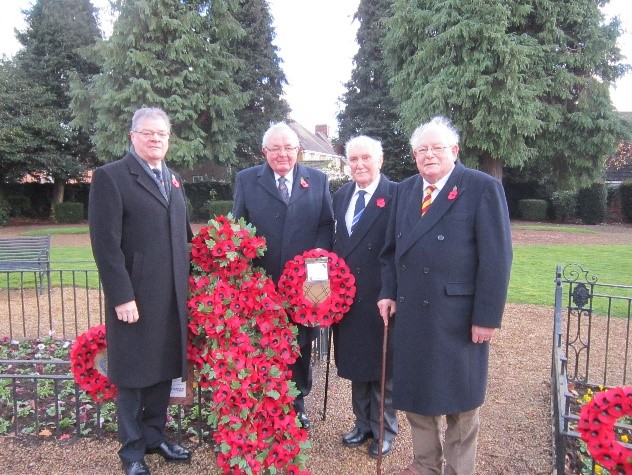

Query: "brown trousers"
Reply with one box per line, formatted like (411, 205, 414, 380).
(406, 407, 480, 475)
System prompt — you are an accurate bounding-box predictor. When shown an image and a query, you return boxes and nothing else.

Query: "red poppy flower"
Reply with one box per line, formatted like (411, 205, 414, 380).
(376, 197, 386, 208)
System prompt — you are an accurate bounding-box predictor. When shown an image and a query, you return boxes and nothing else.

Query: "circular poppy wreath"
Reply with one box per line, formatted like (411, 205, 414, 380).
(70, 325, 117, 402)
(577, 386, 632, 470)
(277, 248, 356, 327)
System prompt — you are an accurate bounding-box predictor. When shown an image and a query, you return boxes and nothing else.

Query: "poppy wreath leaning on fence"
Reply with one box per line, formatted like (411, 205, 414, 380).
(70, 324, 117, 402)
(578, 386, 632, 472)
(277, 248, 356, 327)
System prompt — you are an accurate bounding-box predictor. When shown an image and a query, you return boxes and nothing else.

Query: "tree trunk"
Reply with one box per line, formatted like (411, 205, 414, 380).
(480, 152, 503, 181)
(51, 179, 65, 205)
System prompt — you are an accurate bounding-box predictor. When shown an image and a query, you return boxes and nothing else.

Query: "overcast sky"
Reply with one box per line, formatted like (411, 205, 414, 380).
(1, 0, 630, 136)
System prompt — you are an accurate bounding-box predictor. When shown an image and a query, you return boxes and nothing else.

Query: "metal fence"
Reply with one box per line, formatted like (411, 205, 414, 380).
(0, 266, 330, 441)
(551, 264, 632, 474)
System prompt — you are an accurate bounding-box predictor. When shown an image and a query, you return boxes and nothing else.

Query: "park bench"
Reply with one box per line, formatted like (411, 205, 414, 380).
(0, 235, 51, 293)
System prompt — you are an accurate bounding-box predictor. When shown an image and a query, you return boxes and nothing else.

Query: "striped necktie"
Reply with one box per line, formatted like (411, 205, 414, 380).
(278, 176, 290, 204)
(421, 185, 436, 216)
(351, 190, 366, 233)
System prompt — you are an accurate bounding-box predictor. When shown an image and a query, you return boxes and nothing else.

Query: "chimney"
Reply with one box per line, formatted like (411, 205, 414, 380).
(315, 124, 329, 138)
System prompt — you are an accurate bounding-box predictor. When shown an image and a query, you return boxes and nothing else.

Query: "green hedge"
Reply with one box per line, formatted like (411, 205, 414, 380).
(577, 182, 607, 225)
(517, 199, 548, 221)
(52, 202, 84, 224)
(550, 190, 577, 223)
(208, 200, 234, 220)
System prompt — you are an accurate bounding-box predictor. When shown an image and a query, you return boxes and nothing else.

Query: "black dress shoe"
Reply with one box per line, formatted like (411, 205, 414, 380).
(122, 460, 151, 475)
(342, 427, 373, 447)
(146, 442, 192, 462)
(297, 411, 310, 430)
(369, 438, 393, 458)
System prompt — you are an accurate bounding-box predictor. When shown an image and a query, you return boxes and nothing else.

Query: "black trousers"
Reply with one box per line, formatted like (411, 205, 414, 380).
(290, 337, 313, 413)
(116, 379, 172, 463)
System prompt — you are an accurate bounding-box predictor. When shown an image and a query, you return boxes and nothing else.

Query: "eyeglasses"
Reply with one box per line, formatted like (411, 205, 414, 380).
(266, 146, 299, 155)
(414, 145, 451, 156)
(135, 130, 170, 139)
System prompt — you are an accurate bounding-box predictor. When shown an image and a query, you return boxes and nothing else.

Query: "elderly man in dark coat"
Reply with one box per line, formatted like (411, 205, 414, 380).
(332, 135, 397, 458)
(89, 107, 193, 475)
(232, 121, 334, 430)
(378, 116, 512, 475)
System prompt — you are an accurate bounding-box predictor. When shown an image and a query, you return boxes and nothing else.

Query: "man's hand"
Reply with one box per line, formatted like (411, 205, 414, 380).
(377, 299, 397, 326)
(115, 300, 139, 323)
(471, 325, 496, 344)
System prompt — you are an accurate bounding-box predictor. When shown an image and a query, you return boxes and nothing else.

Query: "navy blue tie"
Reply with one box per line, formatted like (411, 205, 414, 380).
(351, 190, 366, 233)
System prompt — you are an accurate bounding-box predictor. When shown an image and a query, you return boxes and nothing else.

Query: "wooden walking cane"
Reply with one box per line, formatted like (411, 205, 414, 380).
(377, 320, 389, 475)
(322, 326, 333, 421)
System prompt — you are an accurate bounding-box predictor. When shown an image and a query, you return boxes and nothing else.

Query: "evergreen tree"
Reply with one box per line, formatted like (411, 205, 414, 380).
(2, 0, 101, 203)
(70, 0, 247, 168)
(337, 0, 413, 182)
(228, 0, 289, 171)
(520, 0, 631, 188)
(385, 0, 544, 180)
(385, 0, 630, 183)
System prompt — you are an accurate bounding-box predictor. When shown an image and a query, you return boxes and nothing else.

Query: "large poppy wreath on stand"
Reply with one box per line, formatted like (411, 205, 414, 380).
(70, 324, 117, 402)
(277, 249, 356, 327)
(188, 214, 310, 475)
(578, 386, 632, 472)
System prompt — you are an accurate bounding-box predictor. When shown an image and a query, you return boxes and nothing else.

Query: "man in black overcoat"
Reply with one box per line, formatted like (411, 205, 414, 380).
(232, 122, 334, 430)
(332, 135, 398, 458)
(378, 116, 512, 475)
(89, 108, 193, 475)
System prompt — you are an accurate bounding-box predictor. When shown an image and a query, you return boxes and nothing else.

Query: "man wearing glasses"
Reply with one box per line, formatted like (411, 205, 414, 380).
(89, 107, 193, 475)
(378, 116, 512, 475)
(232, 122, 334, 430)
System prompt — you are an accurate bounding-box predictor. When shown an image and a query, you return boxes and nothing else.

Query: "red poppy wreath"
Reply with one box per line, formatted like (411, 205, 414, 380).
(277, 248, 356, 327)
(70, 325, 117, 402)
(577, 386, 632, 472)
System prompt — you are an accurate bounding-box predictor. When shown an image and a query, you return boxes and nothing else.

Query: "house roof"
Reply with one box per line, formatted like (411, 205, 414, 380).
(288, 120, 338, 155)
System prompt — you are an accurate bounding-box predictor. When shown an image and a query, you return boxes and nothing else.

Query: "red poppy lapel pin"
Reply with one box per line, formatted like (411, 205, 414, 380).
(376, 197, 386, 208)
(171, 175, 180, 188)
(447, 186, 458, 200)
(300, 177, 309, 188)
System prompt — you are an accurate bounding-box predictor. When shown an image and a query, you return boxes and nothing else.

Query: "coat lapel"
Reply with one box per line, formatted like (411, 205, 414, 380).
(125, 154, 169, 208)
(257, 164, 285, 204)
(341, 176, 393, 257)
(399, 163, 466, 257)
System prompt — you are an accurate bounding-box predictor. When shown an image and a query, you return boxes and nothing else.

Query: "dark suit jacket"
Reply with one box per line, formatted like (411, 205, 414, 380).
(88, 153, 192, 388)
(332, 175, 396, 382)
(380, 161, 512, 416)
(232, 162, 334, 344)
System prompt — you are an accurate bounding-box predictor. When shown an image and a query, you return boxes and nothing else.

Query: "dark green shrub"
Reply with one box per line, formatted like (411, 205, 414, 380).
(550, 191, 577, 223)
(517, 199, 548, 221)
(52, 202, 84, 224)
(329, 176, 351, 196)
(208, 200, 233, 220)
(0, 196, 9, 226)
(184, 182, 232, 221)
(577, 182, 607, 225)
(621, 180, 632, 224)
(5, 195, 33, 217)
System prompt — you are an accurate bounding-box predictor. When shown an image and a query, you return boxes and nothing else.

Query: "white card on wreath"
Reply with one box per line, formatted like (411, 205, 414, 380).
(170, 378, 186, 398)
(306, 257, 328, 282)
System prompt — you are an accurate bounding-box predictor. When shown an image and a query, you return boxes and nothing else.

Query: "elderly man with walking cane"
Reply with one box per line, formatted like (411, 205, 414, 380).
(332, 135, 398, 458)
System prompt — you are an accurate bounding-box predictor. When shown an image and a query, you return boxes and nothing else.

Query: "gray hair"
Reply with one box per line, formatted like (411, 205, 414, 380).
(131, 107, 171, 132)
(262, 122, 299, 148)
(344, 135, 383, 162)
(409, 116, 460, 150)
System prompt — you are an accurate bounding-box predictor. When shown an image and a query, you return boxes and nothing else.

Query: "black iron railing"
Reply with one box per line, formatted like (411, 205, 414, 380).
(551, 264, 632, 474)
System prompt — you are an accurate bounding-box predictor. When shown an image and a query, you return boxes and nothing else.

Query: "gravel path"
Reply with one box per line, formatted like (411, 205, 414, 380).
(1, 220, 630, 474)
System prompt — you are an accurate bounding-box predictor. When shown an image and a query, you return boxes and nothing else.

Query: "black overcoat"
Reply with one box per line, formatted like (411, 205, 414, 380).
(88, 153, 192, 388)
(232, 162, 334, 345)
(332, 175, 396, 381)
(380, 162, 512, 416)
